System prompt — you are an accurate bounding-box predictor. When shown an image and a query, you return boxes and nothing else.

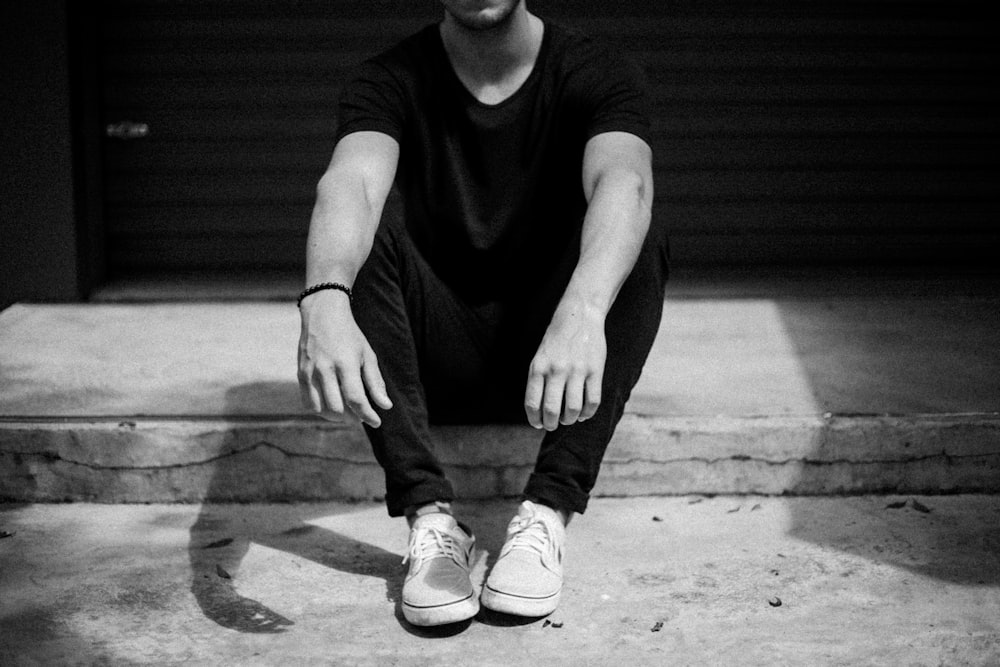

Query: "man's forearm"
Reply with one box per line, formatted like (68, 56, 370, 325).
(559, 167, 652, 318)
(304, 171, 382, 288)
(524, 165, 651, 430)
(303, 131, 400, 290)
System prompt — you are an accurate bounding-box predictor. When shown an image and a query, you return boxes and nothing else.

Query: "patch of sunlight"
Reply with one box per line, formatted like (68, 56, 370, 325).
(630, 300, 821, 416)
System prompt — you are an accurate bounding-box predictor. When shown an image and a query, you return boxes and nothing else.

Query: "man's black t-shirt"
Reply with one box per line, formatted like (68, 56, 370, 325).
(335, 21, 652, 302)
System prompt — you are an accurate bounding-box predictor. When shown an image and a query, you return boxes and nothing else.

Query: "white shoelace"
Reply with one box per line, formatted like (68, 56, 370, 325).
(402, 526, 468, 567)
(501, 515, 560, 564)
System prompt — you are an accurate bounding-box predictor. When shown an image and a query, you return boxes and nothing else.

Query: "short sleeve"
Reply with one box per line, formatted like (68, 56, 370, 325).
(575, 44, 653, 146)
(334, 58, 409, 144)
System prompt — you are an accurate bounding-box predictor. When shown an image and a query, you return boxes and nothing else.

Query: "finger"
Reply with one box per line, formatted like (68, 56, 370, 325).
(316, 367, 345, 417)
(361, 346, 393, 410)
(560, 371, 584, 425)
(298, 364, 322, 412)
(541, 372, 566, 431)
(580, 371, 603, 421)
(303, 380, 323, 414)
(338, 366, 382, 428)
(524, 367, 545, 429)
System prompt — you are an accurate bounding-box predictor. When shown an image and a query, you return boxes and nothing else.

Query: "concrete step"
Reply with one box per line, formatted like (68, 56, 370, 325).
(2, 273, 999, 502)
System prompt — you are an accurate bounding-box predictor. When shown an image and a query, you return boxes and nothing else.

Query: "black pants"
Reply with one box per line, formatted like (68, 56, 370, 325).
(352, 205, 669, 517)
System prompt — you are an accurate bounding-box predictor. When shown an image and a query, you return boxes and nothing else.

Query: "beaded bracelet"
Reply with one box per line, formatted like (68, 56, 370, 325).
(297, 282, 353, 307)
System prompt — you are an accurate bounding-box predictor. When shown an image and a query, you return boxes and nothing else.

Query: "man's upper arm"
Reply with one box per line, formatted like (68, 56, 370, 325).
(321, 130, 400, 211)
(581, 131, 653, 206)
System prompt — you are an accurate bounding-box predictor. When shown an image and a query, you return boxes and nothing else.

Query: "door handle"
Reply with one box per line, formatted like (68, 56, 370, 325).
(106, 121, 149, 140)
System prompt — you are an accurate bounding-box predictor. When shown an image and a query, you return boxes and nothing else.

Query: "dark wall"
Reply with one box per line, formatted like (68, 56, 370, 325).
(0, 0, 81, 307)
(97, 0, 1000, 276)
(1, 0, 997, 304)
(546, 0, 1000, 267)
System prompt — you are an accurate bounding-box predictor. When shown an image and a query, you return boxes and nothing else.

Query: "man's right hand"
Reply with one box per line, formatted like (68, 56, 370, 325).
(297, 289, 393, 428)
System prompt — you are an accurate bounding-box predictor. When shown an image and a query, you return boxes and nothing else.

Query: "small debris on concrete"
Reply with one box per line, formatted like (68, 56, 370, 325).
(770, 569, 780, 576)
(651, 621, 664, 632)
(543, 620, 551, 627)
(551, 621, 563, 628)
(203, 538, 234, 549)
(0, 530, 15, 539)
(687, 497, 704, 505)
(910, 499, 932, 514)
(777, 553, 786, 558)
(652, 516, 663, 522)
(727, 506, 741, 514)
(215, 564, 232, 579)
(750, 504, 762, 511)
(886, 499, 933, 513)
(768, 597, 782, 607)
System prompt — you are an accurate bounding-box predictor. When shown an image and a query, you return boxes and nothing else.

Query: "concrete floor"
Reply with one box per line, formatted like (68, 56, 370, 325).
(2, 496, 999, 666)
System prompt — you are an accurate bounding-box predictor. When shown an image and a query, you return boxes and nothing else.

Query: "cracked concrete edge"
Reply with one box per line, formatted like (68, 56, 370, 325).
(1, 413, 998, 502)
(2, 412, 998, 465)
(0, 419, 543, 468)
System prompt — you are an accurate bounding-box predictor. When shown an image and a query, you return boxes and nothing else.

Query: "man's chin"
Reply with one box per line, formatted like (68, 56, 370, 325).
(446, 3, 518, 32)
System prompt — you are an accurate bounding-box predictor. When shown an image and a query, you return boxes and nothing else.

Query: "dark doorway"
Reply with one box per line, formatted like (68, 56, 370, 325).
(95, 0, 435, 283)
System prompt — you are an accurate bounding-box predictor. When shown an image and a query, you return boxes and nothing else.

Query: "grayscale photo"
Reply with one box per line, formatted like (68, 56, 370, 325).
(1, 1, 998, 664)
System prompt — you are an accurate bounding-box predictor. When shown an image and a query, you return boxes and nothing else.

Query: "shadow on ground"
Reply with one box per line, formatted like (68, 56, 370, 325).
(188, 505, 398, 633)
(786, 495, 1000, 586)
(187, 382, 521, 636)
(187, 500, 518, 636)
(0, 606, 136, 666)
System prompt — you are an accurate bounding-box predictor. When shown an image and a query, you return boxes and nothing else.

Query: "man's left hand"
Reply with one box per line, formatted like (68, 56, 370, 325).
(524, 301, 607, 431)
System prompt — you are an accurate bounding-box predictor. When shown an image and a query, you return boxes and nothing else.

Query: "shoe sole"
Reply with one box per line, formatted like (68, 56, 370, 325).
(402, 593, 480, 627)
(480, 585, 560, 617)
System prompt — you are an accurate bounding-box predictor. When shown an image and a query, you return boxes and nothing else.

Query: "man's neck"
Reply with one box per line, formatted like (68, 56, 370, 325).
(439, 5, 543, 88)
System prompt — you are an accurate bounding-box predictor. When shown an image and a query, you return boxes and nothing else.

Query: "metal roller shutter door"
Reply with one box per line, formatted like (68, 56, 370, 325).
(97, 0, 1000, 276)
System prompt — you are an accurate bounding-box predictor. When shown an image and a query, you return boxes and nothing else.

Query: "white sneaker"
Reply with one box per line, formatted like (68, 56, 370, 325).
(481, 501, 565, 617)
(401, 513, 479, 626)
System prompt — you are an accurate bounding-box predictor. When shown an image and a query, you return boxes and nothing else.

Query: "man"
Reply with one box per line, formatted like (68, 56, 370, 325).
(297, 0, 668, 626)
